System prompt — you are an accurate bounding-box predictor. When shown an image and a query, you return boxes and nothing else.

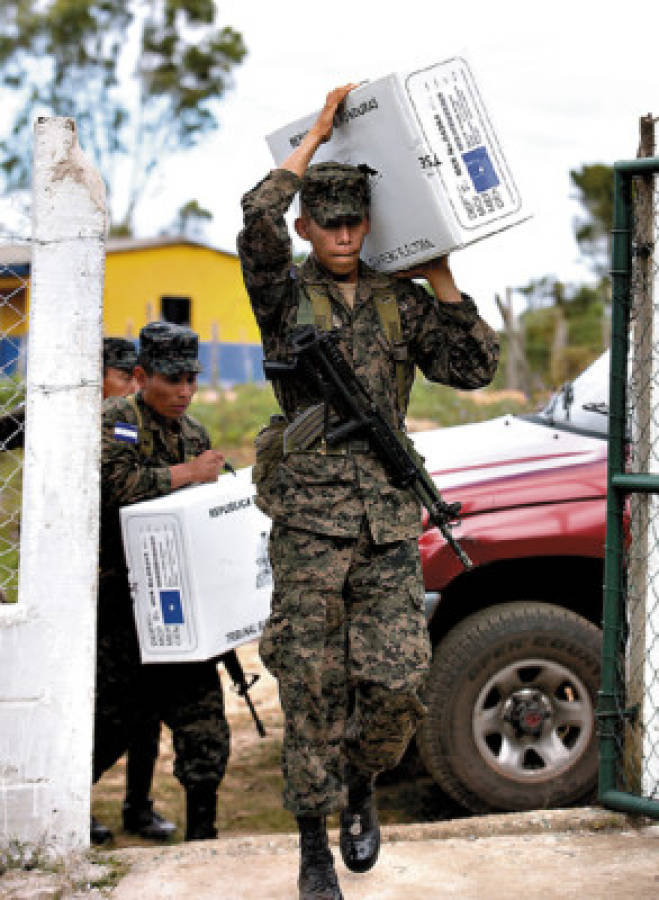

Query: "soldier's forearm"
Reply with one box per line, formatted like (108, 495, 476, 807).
(407, 258, 462, 304)
(102, 461, 171, 505)
(280, 125, 326, 179)
(170, 461, 195, 490)
(425, 269, 462, 305)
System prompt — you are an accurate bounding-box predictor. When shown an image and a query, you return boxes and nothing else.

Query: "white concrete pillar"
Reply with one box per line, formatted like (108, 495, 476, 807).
(0, 117, 106, 854)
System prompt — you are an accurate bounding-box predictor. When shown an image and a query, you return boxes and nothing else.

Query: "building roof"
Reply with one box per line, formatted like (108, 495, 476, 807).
(105, 235, 239, 258)
(0, 242, 30, 268)
(0, 235, 239, 269)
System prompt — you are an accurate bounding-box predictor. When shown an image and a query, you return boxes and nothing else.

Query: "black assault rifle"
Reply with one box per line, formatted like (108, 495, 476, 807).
(263, 326, 473, 571)
(221, 649, 267, 738)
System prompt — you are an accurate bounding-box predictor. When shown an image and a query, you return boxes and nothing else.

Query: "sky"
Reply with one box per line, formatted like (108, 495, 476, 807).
(18, 0, 659, 330)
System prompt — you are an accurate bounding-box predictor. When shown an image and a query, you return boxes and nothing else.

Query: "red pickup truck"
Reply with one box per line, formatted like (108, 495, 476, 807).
(411, 352, 609, 814)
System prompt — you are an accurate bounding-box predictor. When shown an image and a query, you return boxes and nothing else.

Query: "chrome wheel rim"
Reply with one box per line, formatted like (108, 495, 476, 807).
(472, 657, 594, 783)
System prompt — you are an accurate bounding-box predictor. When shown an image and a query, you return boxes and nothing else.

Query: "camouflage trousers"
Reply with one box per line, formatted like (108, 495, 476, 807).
(260, 518, 431, 816)
(94, 573, 230, 790)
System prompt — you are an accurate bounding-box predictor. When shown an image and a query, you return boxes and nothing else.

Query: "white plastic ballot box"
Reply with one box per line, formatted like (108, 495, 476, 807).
(266, 56, 529, 272)
(120, 467, 272, 663)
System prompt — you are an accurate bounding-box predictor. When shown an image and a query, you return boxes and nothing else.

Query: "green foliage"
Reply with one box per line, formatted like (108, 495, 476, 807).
(189, 379, 531, 460)
(0, 375, 24, 411)
(516, 275, 565, 311)
(190, 383, 280, 450)
(0, 1, 246, 230)
(0, 450, 22, 604)
(570, 163, 614, 278)
(507, 162, 613, 392)
(168, 198, 213, 240)
(519, 279, 606, 388)
(407, 378, 530, 427)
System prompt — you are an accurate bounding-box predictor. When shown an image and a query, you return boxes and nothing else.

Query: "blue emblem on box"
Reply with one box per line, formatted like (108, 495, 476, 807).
(160, 589, 184, 625)
(462, 146, 499, 193)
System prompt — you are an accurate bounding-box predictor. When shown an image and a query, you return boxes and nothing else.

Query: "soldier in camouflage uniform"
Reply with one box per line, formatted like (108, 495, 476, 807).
(96, 322, 230, 843)
(94, 337, 181, 845)
(102, 337, 137, 398)
(238, 85, 499, 899)
(0, 337, 137, 455)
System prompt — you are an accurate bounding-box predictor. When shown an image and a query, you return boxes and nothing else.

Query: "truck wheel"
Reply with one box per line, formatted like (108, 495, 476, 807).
(416, 601, 601, 814)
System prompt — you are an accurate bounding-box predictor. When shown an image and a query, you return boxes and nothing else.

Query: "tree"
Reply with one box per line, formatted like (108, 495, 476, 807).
(167, 198, 213, 240)
(516, 275, 567, 311)
(570, 163, 614, 279)
(0, 1, 246, 233)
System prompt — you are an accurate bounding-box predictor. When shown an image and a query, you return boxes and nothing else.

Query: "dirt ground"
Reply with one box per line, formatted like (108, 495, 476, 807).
(4, 811, 659, 898)
(106, 816, 659, 899)
(90, 641, 465, 848)
(91, 641, 288, 844)
(4, 643, 659, 897)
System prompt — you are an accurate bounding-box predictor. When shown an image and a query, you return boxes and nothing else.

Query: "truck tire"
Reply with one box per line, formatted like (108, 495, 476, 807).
(416, 601, 601, 814)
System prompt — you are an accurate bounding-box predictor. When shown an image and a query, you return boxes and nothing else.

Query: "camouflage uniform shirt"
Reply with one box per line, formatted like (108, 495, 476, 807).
(101, 391, 210, 575)
(238, 168, 500, 543)
(96, 392, 230, 790)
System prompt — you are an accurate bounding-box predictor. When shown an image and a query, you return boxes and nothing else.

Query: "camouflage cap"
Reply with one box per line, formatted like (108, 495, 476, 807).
(103, 337, 137, 372)
(137, 321, 202, 375)
(300, 162, 371, 227)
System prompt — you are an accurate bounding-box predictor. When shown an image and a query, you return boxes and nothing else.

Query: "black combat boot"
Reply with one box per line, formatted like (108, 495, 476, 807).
(122, 798, 176, 840)
(90, 815, 113, 845)
(297, 815, 343, 900)
(185, 782, 218, 841)
(339, 766, 380, 873)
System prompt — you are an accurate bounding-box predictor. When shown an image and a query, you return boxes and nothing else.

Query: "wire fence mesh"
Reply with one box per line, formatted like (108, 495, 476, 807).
(0, 204, 29, 605)
(622, 160, 659, 801)
(601, 131, 659, 812)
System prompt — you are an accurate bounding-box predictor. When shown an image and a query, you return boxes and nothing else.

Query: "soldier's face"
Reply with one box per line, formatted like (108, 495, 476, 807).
(295, 214, 370, 281)
(103, 366, 136, 399)
(135, 367, 198, 419)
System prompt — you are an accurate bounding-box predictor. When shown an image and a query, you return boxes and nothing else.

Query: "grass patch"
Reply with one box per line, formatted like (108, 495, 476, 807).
(91, 724, 290, 846)
(190, 377, 533, 466)
(191, 383, 279, 460)
(84, 854, 131, 892)
(0, 449, 22, 604)
(407, 378, 531, 427)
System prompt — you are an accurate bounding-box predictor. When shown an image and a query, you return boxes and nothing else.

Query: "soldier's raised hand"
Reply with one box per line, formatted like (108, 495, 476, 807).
(311, 84, 359, 143)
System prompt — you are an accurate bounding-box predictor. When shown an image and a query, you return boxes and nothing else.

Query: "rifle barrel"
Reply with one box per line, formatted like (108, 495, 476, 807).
(221, 650, 267, 738)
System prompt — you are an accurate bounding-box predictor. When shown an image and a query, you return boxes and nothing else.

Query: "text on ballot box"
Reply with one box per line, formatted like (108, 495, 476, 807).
(120, 466, 272, 663)
(266, 56, 529, 273)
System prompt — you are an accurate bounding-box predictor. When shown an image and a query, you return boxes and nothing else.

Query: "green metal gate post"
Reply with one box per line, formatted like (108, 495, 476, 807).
(599, 157, 659, 817)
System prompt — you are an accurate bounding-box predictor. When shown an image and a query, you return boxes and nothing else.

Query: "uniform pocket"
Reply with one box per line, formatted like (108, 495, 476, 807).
(277, 452, 354, 487)
(253, 419, 286, 485)
(258, 609, 289, 676)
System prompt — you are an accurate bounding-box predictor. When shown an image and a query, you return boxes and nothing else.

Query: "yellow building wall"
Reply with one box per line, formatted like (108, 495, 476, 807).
(103, 243, 259, 343)
(0, 277, 29, 338)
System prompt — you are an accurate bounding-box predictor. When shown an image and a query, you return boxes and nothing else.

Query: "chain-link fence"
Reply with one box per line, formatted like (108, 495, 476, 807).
(0, 223, 29, 605)
(599, 117, 659, 817)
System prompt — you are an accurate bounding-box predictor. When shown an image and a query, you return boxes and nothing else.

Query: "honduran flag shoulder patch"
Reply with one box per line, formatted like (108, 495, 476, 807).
(113, 421, 139, 444)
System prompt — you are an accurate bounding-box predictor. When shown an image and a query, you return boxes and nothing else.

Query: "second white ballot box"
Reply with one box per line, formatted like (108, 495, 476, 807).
(266, 56, 529, 272)
(120, 466, 272, 663)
